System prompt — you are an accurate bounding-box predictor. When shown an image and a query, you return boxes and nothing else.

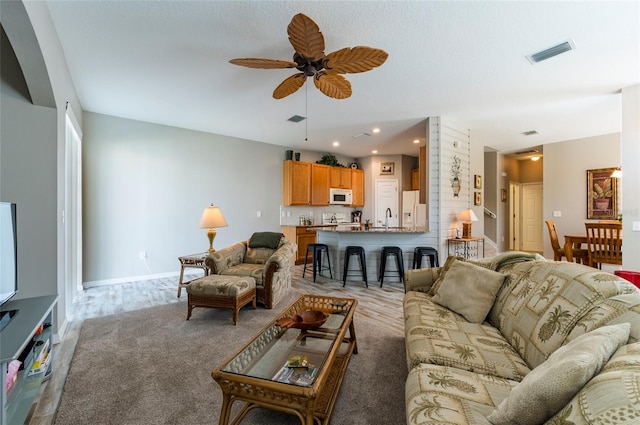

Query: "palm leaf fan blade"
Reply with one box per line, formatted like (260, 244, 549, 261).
(325, 47, 389, 74)
(273, 73, 307, 99)
(229, 58, 297, 69)
(313, 71, 351, 99)
(287, 13, 325, 61)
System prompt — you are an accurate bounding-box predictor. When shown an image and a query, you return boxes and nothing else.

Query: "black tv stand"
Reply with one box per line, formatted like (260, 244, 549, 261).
(0, 309, 18, 332)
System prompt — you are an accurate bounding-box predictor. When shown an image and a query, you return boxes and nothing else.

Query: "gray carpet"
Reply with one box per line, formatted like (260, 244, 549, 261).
(53, 289, 407, 425)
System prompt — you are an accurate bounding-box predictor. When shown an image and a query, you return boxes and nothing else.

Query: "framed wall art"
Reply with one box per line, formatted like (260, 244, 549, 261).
(380, 162, 394, 175)
(474, 175, 482, 189)
(587, 168, 618, 220)
(474, 191, 482, 206)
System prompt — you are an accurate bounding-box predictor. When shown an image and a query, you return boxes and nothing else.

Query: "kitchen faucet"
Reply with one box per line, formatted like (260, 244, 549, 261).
(384, 208, 392, 230)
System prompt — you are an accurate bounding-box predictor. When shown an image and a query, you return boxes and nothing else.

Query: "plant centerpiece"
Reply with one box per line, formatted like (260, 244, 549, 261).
(316, 153, 345, 167)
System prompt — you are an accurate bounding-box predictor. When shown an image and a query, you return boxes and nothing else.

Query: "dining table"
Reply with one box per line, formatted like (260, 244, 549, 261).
(564, 234, 588, 263)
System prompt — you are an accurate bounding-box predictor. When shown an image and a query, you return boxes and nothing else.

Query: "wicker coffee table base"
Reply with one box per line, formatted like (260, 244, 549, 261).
(212, 295, 358, 425)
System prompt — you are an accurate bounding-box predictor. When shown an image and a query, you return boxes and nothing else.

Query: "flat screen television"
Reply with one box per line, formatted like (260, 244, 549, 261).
(0, 202, 18, 331)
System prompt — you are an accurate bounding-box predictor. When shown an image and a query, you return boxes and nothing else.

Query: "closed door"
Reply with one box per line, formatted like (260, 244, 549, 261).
(521, 183, 543, 252)
(376, 179, 398, 227)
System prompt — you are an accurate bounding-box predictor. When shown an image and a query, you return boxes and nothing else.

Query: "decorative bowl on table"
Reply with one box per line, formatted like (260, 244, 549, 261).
(276, 310, 328, 330)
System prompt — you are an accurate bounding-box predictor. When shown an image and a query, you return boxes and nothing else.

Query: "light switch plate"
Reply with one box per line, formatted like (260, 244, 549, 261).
(632, 221, 640, 231)
(553, 211, 561, 217)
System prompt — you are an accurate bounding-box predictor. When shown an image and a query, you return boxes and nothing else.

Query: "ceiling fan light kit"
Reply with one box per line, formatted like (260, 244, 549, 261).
(230, 13, 388, 100)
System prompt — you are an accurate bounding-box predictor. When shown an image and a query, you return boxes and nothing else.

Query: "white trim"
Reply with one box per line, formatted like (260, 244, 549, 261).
(65, 102, 83, 138)
(83, 269, 204, 288)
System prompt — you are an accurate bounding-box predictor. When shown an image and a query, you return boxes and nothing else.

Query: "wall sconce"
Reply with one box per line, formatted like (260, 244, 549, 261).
(611, 167, 622, 178)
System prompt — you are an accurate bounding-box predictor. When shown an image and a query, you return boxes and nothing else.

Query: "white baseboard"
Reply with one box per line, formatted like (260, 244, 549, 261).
(83, 269, 204, 289)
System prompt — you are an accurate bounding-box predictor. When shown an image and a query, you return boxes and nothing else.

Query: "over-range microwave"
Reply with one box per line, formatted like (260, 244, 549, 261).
(330, 188, 353, 205)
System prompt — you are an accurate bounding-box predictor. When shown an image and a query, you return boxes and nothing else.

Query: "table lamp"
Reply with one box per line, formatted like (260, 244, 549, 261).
(459, 208, 478, 239)
(199, 204, 228, 252)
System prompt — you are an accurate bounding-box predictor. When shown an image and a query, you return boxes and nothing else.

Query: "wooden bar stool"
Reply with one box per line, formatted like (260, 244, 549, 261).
(378, 246, 404, 287)
(303, 243, 333, 282)
(343, 246, 368, 287)
(412, 247, 440, 269)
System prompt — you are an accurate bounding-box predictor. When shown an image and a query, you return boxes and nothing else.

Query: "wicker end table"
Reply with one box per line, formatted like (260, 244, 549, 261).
(177, 252, 209, 297)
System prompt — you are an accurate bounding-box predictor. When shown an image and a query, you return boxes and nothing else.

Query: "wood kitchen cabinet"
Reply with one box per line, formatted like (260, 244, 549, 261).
(330, 167, 352, 189)
(282, 225, 331, 265)
(310, 163, 330, 206)
(350, 169, 364, 207)
(283, 160, 311, 206)
(411, 169, 420, 190)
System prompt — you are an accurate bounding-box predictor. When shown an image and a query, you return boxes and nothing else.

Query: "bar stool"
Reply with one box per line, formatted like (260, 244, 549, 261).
(303, 243, 333, 282)
(343, 246, 368, 287)
(413, 247, 440, 269)
(378, 246, 404, 287)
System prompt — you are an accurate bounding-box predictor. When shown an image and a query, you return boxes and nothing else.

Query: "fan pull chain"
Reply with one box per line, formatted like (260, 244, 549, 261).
(305, 83, 308, 142)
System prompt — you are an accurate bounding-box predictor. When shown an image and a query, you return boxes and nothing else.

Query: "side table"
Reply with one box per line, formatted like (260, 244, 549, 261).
(447, 237, 485, 259)
(177, 253, 209, 297)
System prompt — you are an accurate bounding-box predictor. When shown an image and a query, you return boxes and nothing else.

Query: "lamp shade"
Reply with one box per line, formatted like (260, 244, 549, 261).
(459, 208, 479, 222)
(199, 205, 228, 228)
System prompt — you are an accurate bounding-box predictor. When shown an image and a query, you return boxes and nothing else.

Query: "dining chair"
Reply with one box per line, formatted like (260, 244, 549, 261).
(585, 222, 623, 268)
(546, 220, 588, 263)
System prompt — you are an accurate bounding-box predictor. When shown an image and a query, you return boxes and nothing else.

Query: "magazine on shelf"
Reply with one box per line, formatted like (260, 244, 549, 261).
(273, 355, 319, 387)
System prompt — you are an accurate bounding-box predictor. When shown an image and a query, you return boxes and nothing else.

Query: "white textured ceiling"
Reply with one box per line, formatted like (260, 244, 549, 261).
(45, 1, 639, 158)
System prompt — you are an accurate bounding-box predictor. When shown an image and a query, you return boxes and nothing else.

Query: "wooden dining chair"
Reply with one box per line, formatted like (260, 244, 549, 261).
(585, 222, 623, 268)
(546, 220, 588, 263)
(546, 220, 565, 261)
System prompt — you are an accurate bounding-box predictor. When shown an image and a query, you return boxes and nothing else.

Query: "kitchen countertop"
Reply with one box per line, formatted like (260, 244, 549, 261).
(317, 226, 428, 233)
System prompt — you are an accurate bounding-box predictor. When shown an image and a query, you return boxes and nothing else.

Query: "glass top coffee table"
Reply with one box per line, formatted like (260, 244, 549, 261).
(212, 294, 358, 425)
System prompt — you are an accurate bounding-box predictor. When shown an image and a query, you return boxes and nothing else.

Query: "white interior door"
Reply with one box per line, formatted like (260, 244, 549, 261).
(509, 182, 520, 250)
(375, 179, 399, 227)
(521, 183, 543, 252)
(64, 108, 83, 313)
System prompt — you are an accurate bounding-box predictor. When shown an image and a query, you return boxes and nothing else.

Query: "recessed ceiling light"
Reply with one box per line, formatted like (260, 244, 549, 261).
(332, 141, 340, 147)
(372, 150, 378, 154)
(372, 128, 381, 134)
(413, 139, 420, 144)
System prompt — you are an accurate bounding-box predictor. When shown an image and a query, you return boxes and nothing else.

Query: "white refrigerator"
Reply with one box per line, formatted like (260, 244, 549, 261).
(402, 190, 427, 227)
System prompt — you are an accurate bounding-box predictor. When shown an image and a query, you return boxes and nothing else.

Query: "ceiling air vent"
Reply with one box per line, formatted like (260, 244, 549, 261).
(515, 148, 539, 155)
(526, 39, 575, 64)
(520, 130, 539, 136)
(287, 115, 306, 123)
(352, 133, 372, 139)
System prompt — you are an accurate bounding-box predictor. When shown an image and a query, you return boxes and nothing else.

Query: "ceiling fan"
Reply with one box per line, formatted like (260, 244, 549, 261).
(229, 13, 388, 100)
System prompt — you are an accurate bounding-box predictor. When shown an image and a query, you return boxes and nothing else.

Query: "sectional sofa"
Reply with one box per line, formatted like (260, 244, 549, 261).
(403, 252, 640, 424)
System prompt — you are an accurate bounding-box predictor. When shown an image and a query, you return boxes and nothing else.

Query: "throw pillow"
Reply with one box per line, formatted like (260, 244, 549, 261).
(428, 255, 464, 296)
(248, 232, 283, 249)
(487, 322, 631, 425)
(431, 259, 507, 323)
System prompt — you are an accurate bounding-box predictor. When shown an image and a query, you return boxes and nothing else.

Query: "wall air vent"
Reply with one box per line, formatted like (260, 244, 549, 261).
(520, 130, 539, 136)
(526, 39, 575, 64)
(287, 115, 306, 123)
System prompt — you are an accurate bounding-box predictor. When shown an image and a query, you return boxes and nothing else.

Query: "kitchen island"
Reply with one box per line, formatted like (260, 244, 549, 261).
(315, 226, 432, 284)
